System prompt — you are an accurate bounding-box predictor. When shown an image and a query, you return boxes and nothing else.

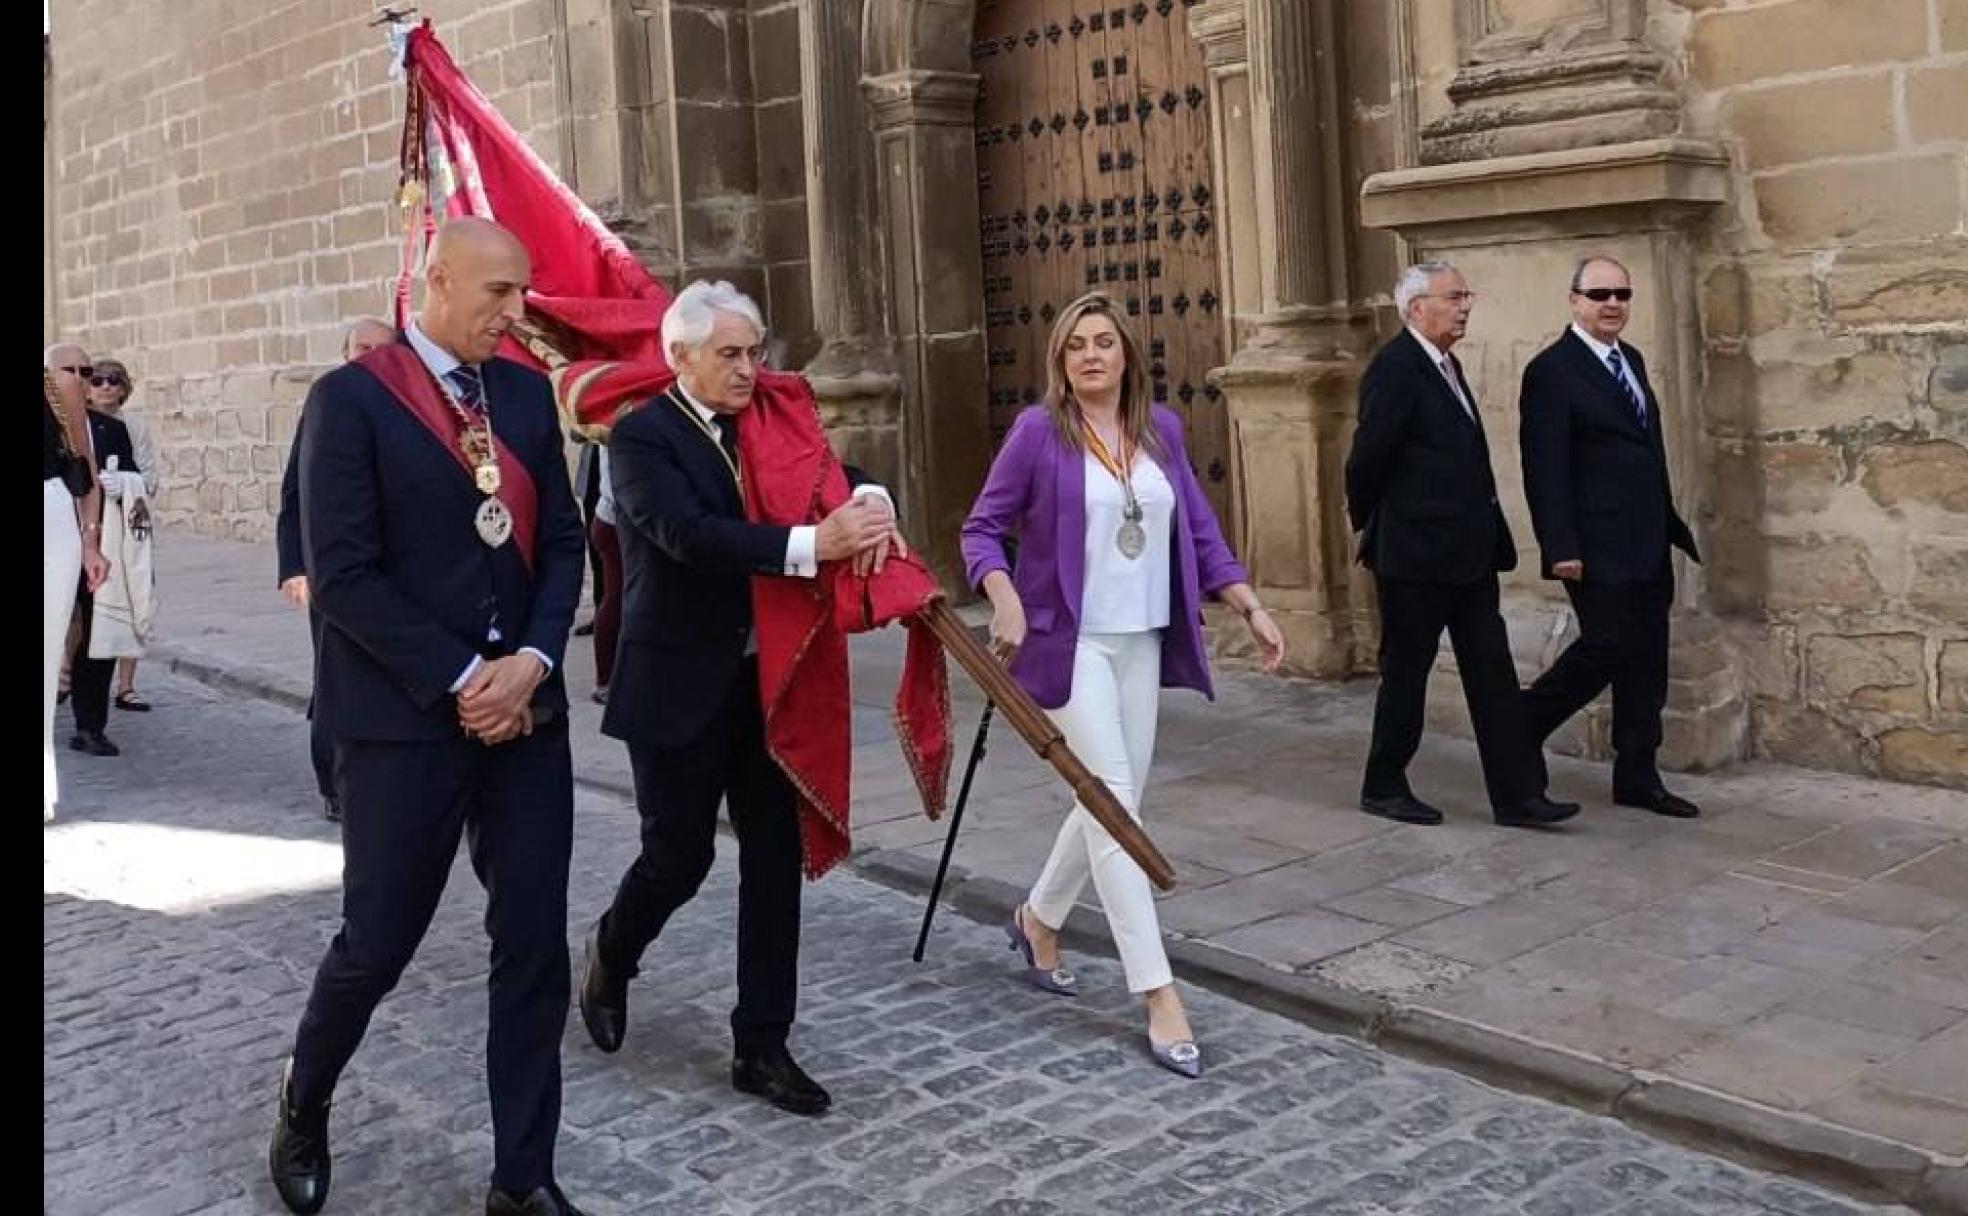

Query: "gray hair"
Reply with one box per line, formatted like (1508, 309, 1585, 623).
(44, 341, 86, 368)
(1569, 255, 1630, 292)
(1393, 261, 1458, 318)
(341, 316, 393, 356)
(661, 280, 766, 362)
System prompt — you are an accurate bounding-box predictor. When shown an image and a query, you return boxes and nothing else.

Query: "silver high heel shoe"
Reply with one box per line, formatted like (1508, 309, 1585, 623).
(1148, 1037, 1204, 1079)
(1005, 906, 1078, 996)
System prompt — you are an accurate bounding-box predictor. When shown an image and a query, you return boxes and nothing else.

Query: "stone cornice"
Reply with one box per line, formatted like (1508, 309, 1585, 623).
(1361, 137, 1731, 240)
(1186, 0, 1249, 71)
(861, 70, 981, 131)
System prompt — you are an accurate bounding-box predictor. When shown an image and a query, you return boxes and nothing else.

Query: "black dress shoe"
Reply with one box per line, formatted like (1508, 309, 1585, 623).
(1494, 794, 1581, 828)
(1359, 793, 1445, 826)
(69, 731, 120, 757)
(577, 922, 629, 1054)
(268, 1060, 331, 1215)
(572, 620, 595, 637)
(1616, 788, 1701, 818)
(732, 1046, 831, 1116)
(322, 797, 341, 824)
(487, 1181, 588, 1215)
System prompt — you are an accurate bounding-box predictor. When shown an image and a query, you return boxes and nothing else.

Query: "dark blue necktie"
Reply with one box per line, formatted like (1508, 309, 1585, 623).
(712, 412, 740, 464)
(1606, 348, 1646, 428)
(446, 365, 486, 414)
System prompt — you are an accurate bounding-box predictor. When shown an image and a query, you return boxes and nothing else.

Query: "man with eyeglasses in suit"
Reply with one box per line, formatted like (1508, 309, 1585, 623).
(1518, 256, 1703, 819)
(1345, 262, 1579, 830)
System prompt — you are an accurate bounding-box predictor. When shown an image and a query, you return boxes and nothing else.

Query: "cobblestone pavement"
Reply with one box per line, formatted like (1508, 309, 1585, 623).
(46, 673, 1914, 1216)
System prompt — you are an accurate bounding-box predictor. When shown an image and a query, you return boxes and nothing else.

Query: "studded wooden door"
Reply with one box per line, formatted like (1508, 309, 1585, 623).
(973, 0, 1232, 530)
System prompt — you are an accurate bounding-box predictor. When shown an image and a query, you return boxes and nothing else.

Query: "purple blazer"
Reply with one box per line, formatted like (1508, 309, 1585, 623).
(961, 404, 1249, 710)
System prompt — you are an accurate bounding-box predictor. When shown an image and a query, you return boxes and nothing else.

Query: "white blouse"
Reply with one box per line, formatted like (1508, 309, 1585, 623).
(1080, 450, 1174, 634)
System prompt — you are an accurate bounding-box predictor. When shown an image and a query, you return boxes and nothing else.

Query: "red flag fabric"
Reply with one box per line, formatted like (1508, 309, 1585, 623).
(400, 23, 950, 874)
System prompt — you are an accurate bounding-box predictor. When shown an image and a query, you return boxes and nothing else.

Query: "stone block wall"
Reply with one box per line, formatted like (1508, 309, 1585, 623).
(47, 0, 569, 542)
(1677, 0, 1968, 788)
(750, 0, 818, 369)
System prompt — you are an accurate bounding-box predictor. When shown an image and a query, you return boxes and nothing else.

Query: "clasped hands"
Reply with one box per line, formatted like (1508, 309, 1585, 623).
(457, 653, 547, 746)
(816, 494, 908, 578)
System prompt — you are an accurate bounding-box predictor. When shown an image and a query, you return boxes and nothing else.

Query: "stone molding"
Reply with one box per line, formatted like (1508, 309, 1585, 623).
(1361, 137, 1731, 241)
(1422, 0, 1678, 164)
(1186, 0, 1248, 71)
(862, 70, 981, 130)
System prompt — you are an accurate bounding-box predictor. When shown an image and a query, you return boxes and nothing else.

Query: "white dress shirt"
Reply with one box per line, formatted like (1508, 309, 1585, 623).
(401, 321, 556, 694)
(1079, 451, 1173, 634)
(1569, 323, 1647, 416)
(1407, 326, 1476, 422)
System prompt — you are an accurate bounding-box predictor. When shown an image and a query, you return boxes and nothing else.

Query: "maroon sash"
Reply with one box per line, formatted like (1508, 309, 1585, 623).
(358, 345, 540, 573)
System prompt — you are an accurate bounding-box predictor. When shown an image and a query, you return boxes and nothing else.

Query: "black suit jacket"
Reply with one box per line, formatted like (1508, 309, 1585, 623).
(1345, 329, 1516, 584)
(276, 406, 309, 585)
(601, 389, 870, 749)
(1519, 329, 1699, 584)
(298, 346, 586, 741)
(87, 408, 138, 478)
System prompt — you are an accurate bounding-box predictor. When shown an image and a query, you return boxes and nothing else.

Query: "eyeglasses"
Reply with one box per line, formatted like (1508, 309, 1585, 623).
(55, 363, 94, 379)
(1421, 291, 1478, 304)
(89, 374, 126, 388)
(1575, 287, 1633, 302)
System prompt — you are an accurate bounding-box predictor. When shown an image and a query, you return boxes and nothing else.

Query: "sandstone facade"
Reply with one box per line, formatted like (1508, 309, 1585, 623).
(44, 0, 1966, 789)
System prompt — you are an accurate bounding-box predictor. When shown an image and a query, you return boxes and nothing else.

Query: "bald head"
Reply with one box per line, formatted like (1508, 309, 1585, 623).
(420, 218, 531, 363)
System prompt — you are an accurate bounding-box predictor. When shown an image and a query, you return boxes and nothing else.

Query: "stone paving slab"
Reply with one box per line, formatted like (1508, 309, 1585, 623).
(45, 669, 1934, 1216)
(120, 531, 1968, 1203)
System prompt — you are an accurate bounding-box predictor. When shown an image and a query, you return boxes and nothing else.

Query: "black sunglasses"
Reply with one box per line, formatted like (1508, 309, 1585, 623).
(56, 363, 95, 378)
(89, 373, 126, 388)
(1575, 287, 1633, 302)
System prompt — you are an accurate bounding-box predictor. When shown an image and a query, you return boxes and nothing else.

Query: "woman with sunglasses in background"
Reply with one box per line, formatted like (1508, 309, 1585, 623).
(960, 292, 1286, 1079)
(87, 358, 160, 713)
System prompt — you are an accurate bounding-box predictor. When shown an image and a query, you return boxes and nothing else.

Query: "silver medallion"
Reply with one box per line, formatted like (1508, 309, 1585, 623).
(1116, 519, 1147, 559)
(474, 496, 513, 548)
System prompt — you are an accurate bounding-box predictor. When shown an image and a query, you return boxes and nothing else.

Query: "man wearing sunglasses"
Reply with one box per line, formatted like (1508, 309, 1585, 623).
(1519, 256, 1702, 819)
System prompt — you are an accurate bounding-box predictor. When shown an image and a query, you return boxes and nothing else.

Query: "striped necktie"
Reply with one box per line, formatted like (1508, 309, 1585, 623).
(445, 365, 486, 414)
(1606, 348, 1646, 428)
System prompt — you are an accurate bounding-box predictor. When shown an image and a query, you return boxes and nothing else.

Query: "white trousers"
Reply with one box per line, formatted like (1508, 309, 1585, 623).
(45, 479, 83, 820)
(1029, 630, 1170, 993)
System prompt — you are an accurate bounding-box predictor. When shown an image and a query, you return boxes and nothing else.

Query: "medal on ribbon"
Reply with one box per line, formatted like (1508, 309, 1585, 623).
(1083, 420, 1146, 559)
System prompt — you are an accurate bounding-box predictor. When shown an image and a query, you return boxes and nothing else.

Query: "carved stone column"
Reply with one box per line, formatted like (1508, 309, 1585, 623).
(799, 0, 903, 494)
(862, 69, 993, 592)
(1196, 0, 1377, 679)
(1361, 0, 1743, 773)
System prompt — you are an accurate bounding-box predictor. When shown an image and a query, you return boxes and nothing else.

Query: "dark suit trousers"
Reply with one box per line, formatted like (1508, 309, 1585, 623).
(289, 720, 573, 1195)
(305, 607, 334, 801)
(1365, 575, 1537, 809)
(597, 658, 803, 1056)
(580, 468, 604, 611)
(69, 585, 116, 736)
(1522, 570, 1673, 797)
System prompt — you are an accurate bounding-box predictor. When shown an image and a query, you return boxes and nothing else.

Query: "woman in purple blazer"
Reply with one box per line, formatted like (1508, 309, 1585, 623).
(960, 292, 1285, 1078)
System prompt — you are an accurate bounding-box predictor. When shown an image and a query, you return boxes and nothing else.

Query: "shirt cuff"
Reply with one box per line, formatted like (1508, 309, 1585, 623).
(785, 525, 818, 578)
(449, 654, 484, 694)
(852, 483, 894, 514)
(518, 647, 554, 676)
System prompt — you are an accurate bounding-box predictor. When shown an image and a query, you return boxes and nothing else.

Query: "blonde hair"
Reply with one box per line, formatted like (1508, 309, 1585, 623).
(1040, 292, 1161, 458)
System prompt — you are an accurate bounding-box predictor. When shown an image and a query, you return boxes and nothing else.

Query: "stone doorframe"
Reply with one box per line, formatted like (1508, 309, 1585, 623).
(836, 0, 994, 593)
(851, 0, 1381, 660)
